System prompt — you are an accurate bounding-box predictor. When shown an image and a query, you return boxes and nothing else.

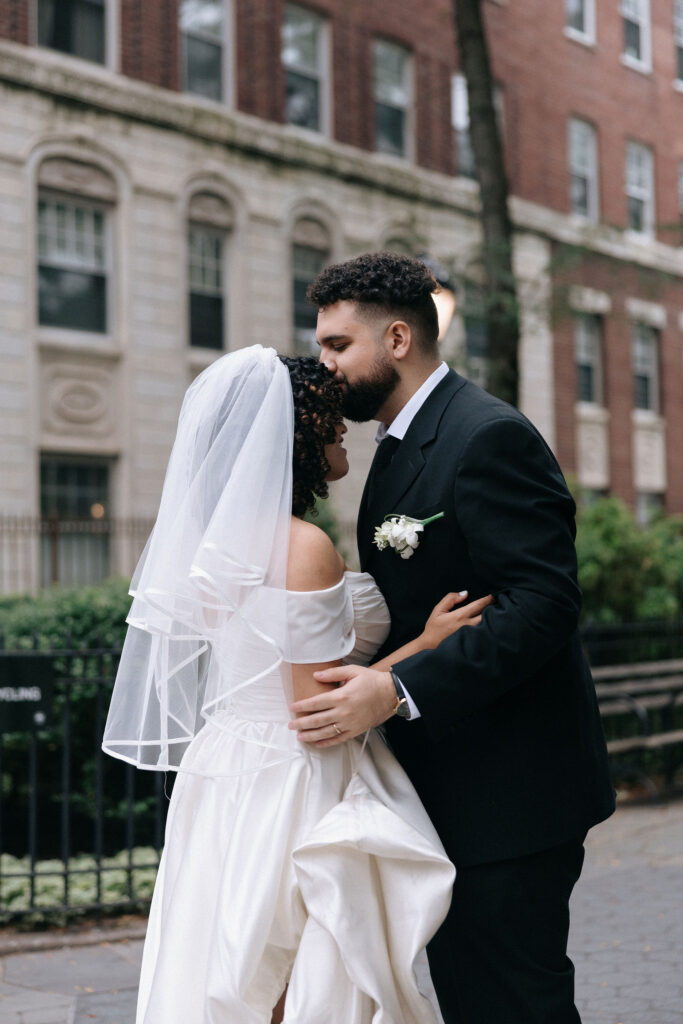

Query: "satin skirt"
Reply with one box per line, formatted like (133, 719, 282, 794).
(136, 713, 455, 1024)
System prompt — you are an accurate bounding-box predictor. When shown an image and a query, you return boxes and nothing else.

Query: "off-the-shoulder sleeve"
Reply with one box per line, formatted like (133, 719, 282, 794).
(284, 578, 356, 664)
(343, 572, 391, 666)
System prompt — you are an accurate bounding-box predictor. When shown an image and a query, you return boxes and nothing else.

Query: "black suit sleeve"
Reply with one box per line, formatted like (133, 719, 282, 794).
(393, 417, 582, 742)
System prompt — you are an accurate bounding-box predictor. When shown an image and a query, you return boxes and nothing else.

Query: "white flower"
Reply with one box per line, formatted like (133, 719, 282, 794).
(373, 515, 425, 558)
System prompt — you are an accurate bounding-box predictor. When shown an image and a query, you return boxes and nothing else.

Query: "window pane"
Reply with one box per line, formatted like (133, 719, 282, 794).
(185, 34, 223, 100)
(677, 46, 683, 81)
(189, 292, 224, 348)
(282, 5, 321, 73)
(40, 459, 110, 586)
(628, 195, 645, 232)
(375, 103, 405, 156)
(633, 374, 651, 410)
(374, 40, 409, 106)
(577, 364, 595, 402)
(41, 459, 109, 518)
(286, 70, 320, 130)
(188, 227, 223, 293)
(623, 18, 641, 60)
(570, 174, 589, 216)
(565, 0, 585, 32)
(292, 244, 327, 354)
(180, 0, 223, 39)
(38, 266, 107, 332)
(38, 0, 105, 64)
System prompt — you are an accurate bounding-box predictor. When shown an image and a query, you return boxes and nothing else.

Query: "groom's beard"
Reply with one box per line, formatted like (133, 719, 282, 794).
(341, 358, 400, 422)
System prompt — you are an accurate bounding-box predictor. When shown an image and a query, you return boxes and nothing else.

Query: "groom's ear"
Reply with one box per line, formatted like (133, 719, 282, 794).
(386, 320, 412, 361)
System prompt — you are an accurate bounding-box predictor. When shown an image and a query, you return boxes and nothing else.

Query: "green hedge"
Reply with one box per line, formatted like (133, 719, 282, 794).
(0, 848, 158, 926)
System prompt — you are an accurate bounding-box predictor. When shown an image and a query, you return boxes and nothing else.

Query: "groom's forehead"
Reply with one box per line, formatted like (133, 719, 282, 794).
(316, 302, 380, 340)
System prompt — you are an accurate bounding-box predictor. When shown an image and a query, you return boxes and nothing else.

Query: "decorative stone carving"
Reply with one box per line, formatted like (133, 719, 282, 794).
(188, 191, 234, 229)
(569, 285, 612, 315)
(625, 297, 667, 329)
(38, 157, 117, 202)
(40, 360, 116, 441)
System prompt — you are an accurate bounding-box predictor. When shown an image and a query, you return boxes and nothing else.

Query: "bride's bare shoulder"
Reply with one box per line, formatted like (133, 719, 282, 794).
(287, 518, 344, 592)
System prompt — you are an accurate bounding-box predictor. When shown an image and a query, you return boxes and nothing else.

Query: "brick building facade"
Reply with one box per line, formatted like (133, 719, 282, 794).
(0, 0, 682, 592)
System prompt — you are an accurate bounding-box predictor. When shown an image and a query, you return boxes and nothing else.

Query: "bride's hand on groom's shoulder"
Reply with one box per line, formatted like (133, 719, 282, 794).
(423, 592, 494, 648)
(288, 666, 396, 747)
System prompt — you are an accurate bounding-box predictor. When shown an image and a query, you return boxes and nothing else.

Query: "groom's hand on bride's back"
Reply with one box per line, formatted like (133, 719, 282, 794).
(288, 665, 396, 746)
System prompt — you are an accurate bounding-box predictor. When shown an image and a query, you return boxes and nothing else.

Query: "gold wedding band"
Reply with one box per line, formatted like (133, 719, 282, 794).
(332, 723, 342, 736)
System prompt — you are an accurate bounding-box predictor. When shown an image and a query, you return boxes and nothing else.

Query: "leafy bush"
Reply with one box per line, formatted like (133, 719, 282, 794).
(576, 496, 683, 623)
(0, 577, 131, 650)
(0, 848, 158, 926)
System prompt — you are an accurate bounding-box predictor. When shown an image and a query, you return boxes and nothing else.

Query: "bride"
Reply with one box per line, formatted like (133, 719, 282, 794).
(103, 346, 491, 1024)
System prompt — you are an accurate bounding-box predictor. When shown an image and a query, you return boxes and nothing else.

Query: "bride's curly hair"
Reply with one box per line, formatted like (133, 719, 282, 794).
(279, 356, 344, 517)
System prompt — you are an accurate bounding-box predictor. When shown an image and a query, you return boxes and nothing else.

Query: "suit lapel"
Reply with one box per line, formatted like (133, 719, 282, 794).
(357, 370, 466, 566)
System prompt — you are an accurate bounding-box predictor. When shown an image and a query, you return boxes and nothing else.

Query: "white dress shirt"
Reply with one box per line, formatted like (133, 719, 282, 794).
(375, 362, 449, 719)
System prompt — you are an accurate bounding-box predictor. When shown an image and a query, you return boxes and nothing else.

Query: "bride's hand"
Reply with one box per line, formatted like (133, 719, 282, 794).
(422, 591, 494, 648)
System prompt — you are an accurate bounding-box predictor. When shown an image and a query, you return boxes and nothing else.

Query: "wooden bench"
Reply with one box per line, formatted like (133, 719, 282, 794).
(592, 659, 683, 792)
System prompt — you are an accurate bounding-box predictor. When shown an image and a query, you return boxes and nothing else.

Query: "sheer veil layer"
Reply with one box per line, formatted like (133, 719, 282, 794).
(103, 346, 298, 775)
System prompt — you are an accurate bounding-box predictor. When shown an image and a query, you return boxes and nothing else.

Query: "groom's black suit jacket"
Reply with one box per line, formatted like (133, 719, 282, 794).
(358, 370, 615, 867)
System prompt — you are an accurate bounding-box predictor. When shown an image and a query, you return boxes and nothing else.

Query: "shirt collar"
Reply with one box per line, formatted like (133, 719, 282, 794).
(375, 362, 449, 443)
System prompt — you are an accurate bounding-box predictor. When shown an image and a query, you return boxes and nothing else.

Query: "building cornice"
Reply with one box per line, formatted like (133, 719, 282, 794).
(2, 40, 683, 278)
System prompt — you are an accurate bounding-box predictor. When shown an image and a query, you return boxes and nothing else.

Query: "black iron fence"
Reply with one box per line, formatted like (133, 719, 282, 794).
(0, 618, 682, 922)
(0, 639, 170, 923)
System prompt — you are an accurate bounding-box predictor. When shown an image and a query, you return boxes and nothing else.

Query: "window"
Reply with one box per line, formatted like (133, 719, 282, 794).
(40, 457, 110, 587)
(678, 163, 683, 244)
(620, 0, 651, 68)
(625, 142, 654, 236)
(463, 282, 489, 389)
(37, 0, 106, 64)
(282, 5, 327, 132)
(568, 118, 599, 220)
(565, 0, 595, 42)
(188, 225, 225, 348)
(631, 322, 659, 412)
(37, 193, 108, 333)
(180, 0, 226, 101)
(291, 218, 330, 355)
(574, 314, 603, 404)
(635, 491, 663, 525)
(675, 0, 683, 81)
(373, 39, 411, 158)
(451, 74, 476, 178)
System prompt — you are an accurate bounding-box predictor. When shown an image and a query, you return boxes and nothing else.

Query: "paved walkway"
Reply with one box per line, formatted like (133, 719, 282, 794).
(0, 800, 681, 1023)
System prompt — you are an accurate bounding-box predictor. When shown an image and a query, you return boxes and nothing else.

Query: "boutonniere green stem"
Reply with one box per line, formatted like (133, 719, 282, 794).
(373, 512, 445, 559)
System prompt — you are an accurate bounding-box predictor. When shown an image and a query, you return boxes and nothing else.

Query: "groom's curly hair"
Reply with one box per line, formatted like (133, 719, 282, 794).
(279, 356, 343, 517)
(307, 252, 439, 354)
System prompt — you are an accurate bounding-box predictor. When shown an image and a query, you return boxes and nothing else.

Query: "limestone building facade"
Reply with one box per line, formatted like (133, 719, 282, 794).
(0, 0, 682, 592)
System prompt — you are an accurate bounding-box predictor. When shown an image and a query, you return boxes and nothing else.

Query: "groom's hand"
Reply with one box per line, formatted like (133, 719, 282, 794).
(288, 667, 395, 746)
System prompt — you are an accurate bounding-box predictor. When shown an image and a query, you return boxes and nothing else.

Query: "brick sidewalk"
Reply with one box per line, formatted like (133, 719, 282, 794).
(0, 799, 681, 1023)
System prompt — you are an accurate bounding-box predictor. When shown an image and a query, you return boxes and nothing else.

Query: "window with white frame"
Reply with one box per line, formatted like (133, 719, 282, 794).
(565, 0, 595, 42)
(631, 322, 659, 412)
(635, 491, 663, 525)
(373, 39, 412, 158)
(188, 225, 225, 348)
(37, 0, 106, 64)
(282, 5, 327, 132)
(40, 457, 111, 587)
(675, 0, 683, 81)
(620, 0, 651, 67)
(625, 141, 654, 236)
(568, 118, 599, 220)
(291, 218, 330, 355)
(180, 0, 227, 101)
(37, 193, 109, 333)
(451, 74, 476, 178)
(574, 314, 603, 404)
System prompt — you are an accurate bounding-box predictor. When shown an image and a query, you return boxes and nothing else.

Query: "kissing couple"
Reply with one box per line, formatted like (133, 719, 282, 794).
(104, 251, 615, 1023)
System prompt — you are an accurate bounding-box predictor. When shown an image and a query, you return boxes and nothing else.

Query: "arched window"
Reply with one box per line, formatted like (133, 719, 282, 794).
(37, 157, 116, 335)
(187, 191, 233, 349)
(291, 217, 330, 355)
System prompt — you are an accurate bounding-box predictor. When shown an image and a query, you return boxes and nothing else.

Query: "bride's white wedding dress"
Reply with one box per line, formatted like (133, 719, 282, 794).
(136, 571, 454, 1024)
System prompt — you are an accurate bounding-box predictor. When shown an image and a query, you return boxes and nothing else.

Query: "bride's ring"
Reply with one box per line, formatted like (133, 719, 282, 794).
(331, 723, 342, 736)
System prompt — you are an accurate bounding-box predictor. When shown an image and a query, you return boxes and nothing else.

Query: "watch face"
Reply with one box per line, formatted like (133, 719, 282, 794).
(395, 698, 411, 718)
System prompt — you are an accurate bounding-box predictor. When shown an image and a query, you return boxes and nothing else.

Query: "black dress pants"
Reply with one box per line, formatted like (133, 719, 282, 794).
(427, 836, 586, 1024)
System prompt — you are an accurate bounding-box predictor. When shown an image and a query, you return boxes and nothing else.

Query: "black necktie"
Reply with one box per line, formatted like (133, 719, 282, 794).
(368, 435, 401, 503)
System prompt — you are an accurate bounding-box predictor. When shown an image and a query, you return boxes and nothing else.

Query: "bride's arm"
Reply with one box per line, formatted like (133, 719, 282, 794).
(371, 592, 494, 672)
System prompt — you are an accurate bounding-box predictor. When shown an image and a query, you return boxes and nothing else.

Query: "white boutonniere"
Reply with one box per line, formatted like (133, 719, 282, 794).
(373, 512, 445, 559)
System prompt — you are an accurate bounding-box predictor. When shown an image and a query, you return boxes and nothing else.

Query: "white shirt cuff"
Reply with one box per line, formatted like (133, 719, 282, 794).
(394, 675, 421, 720)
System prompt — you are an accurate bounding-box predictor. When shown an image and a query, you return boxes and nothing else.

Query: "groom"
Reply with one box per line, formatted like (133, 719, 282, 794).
(290, 252, 615, 1023)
